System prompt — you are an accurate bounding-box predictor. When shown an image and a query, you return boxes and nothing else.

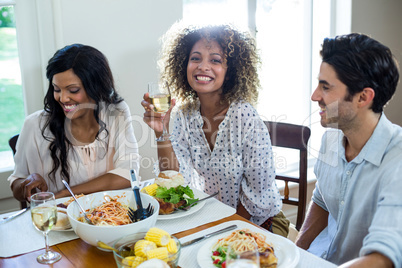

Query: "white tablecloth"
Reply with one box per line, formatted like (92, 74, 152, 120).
(0, 194, 236, 258)
(0, 198, 336, 268)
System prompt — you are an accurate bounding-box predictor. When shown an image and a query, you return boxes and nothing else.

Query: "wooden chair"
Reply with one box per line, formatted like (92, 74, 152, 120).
(264, 121, 311, 231)
(8, 134, 28, 209)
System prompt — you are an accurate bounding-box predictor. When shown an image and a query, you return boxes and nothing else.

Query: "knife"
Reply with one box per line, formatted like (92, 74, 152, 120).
(0, 207, 29, 225)
(181, 224, 238, 247)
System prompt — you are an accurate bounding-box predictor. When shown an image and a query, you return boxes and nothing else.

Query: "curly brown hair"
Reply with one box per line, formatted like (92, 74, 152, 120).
(159, 23, 261, 109)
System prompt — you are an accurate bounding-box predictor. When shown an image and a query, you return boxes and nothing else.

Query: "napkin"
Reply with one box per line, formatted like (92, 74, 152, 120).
(0, 210, 78, 258)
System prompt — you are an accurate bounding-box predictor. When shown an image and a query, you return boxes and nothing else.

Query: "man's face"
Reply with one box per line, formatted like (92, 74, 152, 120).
(311, 62, 358, 131)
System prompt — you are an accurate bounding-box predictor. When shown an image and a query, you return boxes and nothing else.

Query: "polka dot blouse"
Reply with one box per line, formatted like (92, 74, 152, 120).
(170, 100, 282, 225)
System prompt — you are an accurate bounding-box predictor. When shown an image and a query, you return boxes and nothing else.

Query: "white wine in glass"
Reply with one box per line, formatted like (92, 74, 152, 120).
(149, 94, 171, 113)
(31, 192, 62, 264)
(148, 82, 171, 141)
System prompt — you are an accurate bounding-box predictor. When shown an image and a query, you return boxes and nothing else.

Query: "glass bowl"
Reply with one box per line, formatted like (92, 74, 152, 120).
(113, 232, 181, 268)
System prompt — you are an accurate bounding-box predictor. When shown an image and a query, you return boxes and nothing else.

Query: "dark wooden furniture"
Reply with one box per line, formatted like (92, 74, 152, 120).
(265, 121, 311, 230)
(8, 134, 27, 209)
(8, 134, 19, 155)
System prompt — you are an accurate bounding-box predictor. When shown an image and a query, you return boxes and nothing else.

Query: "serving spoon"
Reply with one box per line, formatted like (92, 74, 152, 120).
(61, 179, 93, 225)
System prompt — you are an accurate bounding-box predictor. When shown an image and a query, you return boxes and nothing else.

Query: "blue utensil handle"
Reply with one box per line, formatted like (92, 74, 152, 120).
(133, 186, 144, 213)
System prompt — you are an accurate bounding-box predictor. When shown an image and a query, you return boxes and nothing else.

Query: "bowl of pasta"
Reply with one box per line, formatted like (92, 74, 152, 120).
(66, 189, 160, 247)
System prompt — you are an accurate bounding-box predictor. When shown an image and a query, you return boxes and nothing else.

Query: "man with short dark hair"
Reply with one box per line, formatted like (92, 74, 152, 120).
(295, 33, 402, 268)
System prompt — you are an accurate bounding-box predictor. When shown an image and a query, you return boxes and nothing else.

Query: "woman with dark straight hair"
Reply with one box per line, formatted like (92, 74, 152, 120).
(9, 44, 139, 201)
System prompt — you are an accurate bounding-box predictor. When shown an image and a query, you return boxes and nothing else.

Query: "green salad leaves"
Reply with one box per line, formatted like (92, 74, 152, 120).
(155, 185, 199, 206)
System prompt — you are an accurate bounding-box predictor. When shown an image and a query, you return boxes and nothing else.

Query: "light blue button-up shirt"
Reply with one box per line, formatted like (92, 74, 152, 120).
(309, 114, 402, 267)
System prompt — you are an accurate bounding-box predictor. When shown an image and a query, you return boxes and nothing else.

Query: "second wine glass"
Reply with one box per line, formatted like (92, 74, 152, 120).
(30, 192, 62, 264)
(226, 241, 260, 268)
(148, 82, 171, 142)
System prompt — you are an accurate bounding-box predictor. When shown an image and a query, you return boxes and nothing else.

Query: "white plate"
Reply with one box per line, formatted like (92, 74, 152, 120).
(56, 196, 72, 207)
(157, 188, 209, 220)
(54, 197, 74, 231)
(197, 220, 300, 268)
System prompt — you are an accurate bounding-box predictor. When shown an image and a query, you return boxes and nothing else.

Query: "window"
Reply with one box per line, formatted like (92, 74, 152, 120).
(182, 0, 337, 173)
(0, 2, 24, 171)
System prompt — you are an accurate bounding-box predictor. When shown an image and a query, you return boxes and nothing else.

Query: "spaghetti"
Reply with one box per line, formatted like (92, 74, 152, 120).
(78, 195, 132, 226)
(212, 228, 274, 254)
(211, 229, 277, 268)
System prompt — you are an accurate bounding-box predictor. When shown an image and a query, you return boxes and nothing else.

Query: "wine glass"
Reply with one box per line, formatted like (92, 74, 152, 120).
(226, 241, 260, 268)
(148, 82, 171, 142)
(30, 192, 62, 264)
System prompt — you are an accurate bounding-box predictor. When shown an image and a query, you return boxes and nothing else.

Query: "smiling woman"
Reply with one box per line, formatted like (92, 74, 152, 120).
(7, 44, 140, 205)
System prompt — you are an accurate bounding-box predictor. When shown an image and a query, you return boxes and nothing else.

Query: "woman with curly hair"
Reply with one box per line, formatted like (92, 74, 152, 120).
(9, 44, 139, 202)
(142, 23, 285, 233)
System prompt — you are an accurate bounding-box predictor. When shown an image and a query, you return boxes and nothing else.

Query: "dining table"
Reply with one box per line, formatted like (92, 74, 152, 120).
(0, 192, 337, 268)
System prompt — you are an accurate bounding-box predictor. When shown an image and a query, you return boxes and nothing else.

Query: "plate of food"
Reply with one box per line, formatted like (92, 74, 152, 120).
(54, 196, 80, 231)
(141, 170, 209, 220)
(197, 220, 300, 268)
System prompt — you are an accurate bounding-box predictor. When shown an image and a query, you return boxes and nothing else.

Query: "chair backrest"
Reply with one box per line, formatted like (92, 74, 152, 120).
(8, 134, 28, 209)
(264, 121, 311, 230)
(8, 134, 19, 155)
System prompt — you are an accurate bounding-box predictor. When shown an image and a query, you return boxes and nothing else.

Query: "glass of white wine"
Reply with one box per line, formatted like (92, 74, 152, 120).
(148, 82, 171, 142)
(226, 241, 260, 268)
(31, 192, 61, 264)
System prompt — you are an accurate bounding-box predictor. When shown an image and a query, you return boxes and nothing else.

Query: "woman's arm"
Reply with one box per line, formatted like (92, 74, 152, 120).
(156, 140, 180, 171)
(237, 201, 252, 220)
(142, 93, 179, 171)
(11, 174, 48, 202)
(54, 173, 130, 199)
(239, 105, 282, 223)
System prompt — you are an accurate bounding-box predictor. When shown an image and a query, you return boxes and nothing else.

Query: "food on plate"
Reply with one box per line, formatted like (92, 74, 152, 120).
(141, 183, 159, 196)
(57, 193, 85, 208)
(53, 208, 71, 230)
(77, 194, 132, 226)
(142, 170, 199, 215)
(211, 228, 278, 268)
(155, 170, 185, 188)
(119, 227, 179, 267)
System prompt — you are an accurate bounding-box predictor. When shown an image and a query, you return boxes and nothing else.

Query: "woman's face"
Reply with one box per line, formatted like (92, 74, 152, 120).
(52, 69, 96, 120)
(187, 38, 228, 96)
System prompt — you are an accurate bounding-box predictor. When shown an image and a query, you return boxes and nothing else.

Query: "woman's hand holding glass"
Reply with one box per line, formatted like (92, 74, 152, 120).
(142, 82, 175, 141)
(30, 192, 61, 264)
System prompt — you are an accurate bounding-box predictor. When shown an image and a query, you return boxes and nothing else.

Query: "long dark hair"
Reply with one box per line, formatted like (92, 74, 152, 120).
(43, 44, 123, 185)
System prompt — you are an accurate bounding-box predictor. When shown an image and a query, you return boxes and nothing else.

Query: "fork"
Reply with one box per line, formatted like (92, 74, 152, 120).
(128, 203, 154, 222)
(61, 179, 93, 225)
(177, 192, 219, 211)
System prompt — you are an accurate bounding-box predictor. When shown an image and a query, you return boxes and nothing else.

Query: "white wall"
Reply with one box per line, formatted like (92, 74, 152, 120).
(351, 0, 402, 126)
(0, 0, 182, 213)
(20, 0, 182, 181)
